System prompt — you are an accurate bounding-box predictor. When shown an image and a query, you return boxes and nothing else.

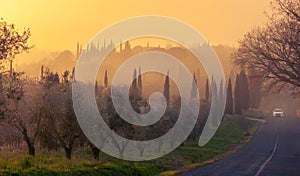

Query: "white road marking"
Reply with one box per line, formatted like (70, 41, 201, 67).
(246, 117, 267, 123)
(255, 136, 279, 176)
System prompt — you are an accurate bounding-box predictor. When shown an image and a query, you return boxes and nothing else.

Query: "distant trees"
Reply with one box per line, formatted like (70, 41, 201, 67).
(0, 17, 266, 159)
(104, 70, 108, 88)
(225, 77, 233, 114)
(205, 78, 210, 103)
(163, 72, 170, 106)
(234, 70, 250, 114)
(218, 79, 225, 111)
(138, 66, 142, 95)
(0, 18, 256, 162)
(40, 69, 83, 159)
(233, 0, 300, 95)
(248, 68, 263, 109)
(38, 70, 60, 151)
(190, 73, 198, 99)
(129, 68, 143, 101)
(202, 72, 250, 115)
(210, 77, 218, 126)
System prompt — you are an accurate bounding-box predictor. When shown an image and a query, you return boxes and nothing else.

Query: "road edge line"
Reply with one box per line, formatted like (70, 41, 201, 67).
(255, 135, 279, 176)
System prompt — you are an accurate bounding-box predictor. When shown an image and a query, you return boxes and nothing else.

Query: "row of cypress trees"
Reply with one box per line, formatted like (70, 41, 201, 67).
(225, 69, 258, 115)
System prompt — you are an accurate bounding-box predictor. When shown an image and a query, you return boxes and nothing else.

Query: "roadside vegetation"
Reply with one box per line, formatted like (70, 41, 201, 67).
(0, 113, 261, 176)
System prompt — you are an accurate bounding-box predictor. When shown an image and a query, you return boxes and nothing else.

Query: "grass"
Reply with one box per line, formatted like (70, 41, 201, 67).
(243, 109, 263, 119)
(160, 114, 260, 175)
(0, 154, 164, 176)
(0, 114, 261, 176)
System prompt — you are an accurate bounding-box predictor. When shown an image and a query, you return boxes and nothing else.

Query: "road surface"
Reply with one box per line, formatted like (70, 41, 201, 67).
(184, 116, 300, 176)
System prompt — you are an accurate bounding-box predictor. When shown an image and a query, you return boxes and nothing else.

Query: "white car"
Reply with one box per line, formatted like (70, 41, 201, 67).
(273, 108, 284, 118)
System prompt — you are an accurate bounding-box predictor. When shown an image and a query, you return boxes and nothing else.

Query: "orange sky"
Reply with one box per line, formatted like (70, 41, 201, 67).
(1, 0, 271, 51)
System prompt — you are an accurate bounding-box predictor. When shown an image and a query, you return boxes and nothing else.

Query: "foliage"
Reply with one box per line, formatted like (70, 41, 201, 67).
(0, 113, 259, 175)
(39, 68, 83, 159)
(205, 78, 210, 103)
(1, 72, 44, 156)
(233, 0, 300, 95)
(20, 156, 35, 170)
(234, 70, 250, 114)
(225, 77, 233, 114)
(0, 18, 32, 60)
(248, 68, 263, 109)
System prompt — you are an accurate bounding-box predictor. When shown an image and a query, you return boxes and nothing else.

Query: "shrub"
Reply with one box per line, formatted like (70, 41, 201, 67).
(20, 156, 35, 170)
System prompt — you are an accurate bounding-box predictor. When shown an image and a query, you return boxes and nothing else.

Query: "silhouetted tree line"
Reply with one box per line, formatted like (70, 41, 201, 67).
(0, 17, 267, 161)
(224, 69, 261, 115)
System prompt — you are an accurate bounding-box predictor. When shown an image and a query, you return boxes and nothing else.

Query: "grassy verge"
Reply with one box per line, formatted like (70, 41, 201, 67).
(0, 113, 262, 176)
(160, 114, 261, 175)
(243, 109, 264, 119)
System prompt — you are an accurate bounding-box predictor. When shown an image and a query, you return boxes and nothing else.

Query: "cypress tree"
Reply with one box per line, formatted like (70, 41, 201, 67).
(138, 66, 142, 95)
(225, 77, 233, 114)
(234, 74, 242, 114)
(71, 67, 75, 82)
(219, 79, 224, 100)
(41, 65, 44, 80)
(132, 68, 137, 89)
(130, 68, 138, 100)
(239, 70, 250, 111)
(211, 77, 218, 126)
(248, 68, 262, 109)
(104, 70, 108, 88)
(234, 70, 250, 114)
(95, 81, 99, 96)
(163, 71, 170, 106)
(190, 73, 198, 99)
(205, 78, 210, 103)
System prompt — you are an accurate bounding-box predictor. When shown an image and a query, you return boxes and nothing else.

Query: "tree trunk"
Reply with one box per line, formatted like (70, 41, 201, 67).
(64, 147, 72, 159)
(28, 142, 35, 156)
(92, 146, 100, 160)
(24, 136, 35, 156)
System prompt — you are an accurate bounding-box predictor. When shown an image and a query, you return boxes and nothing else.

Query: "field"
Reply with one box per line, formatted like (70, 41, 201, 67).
(0, 113, 261, 176)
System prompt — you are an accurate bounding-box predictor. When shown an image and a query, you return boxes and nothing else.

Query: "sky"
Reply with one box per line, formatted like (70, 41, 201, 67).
(0, 0, 271, 51)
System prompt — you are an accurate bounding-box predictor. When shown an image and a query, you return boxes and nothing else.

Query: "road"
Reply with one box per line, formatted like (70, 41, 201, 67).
(184, 116, 300, 176)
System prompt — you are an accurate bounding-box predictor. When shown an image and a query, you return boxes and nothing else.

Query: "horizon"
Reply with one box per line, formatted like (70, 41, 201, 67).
(1, 0, 271, 51)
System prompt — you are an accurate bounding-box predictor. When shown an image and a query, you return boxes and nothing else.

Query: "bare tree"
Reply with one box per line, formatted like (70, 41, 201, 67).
(0, 18, 32, 123)
(233, 0, 300, 95)
(108, 113, 133, 159)
(4, 73, 43, 156)
(0, 19, 37, 155)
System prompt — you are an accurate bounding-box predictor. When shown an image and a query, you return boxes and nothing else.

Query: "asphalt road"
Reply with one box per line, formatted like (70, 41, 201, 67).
(184, 116, 300, 176)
